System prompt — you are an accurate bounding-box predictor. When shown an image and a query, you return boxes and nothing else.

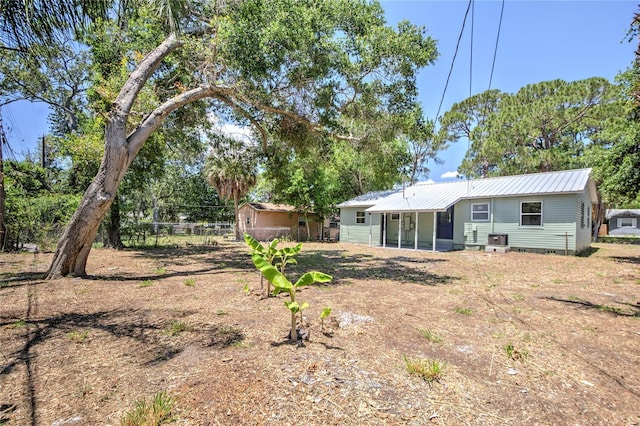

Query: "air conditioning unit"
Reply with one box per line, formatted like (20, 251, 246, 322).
(488, 233, 508, 246)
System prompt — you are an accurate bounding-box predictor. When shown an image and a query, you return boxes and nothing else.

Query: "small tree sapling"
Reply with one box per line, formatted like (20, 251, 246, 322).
(319, 307, 332, 332)
(245, 236, 332, 341)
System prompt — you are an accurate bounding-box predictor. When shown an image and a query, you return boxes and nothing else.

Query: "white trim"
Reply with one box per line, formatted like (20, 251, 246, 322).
(520, 201, 543, 227)
(471, 203, 490, 222)
(617, 217, 637, 228)
(355, 211, 366, 225)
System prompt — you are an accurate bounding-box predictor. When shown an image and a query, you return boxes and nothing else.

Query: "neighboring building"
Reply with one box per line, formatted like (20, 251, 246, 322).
(338, 169, 597, 255)
(606, 209, 640, 236)
(238, 203, 323, 241)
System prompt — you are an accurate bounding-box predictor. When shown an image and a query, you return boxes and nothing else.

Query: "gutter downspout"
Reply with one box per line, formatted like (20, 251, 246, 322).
(432, 212, 437, 252)
(414, 211, 419, 250)
(491, 198, 495, 233)
(382, 213, 387, 248)
(398, 212, 402, 249)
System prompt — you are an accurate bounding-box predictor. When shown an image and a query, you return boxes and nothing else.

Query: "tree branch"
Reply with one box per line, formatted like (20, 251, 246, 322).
(114, 33, 184, 118)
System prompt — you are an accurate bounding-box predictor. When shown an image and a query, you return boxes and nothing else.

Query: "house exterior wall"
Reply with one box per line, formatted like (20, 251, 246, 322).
(454, 194, 587, 254)
(574, 188, 593, 251)
(609, 216, 640, 230)
(339, 207, 380, 244)
(239, 205, 321, 241)
(608, 213, 640, 233)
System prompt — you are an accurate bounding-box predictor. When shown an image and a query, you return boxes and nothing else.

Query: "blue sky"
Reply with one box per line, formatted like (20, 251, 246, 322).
(2, 1, 637, 181)
(381, 0, 637, 180)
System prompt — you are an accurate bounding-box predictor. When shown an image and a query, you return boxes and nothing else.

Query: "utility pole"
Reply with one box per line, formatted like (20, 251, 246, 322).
(0, 109, 6, 251)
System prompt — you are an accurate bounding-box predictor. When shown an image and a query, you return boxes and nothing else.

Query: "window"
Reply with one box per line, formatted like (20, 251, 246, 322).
(246, 217, 250, 225)
(356, 211, 365, 224)
(520, 202, 542, 226)
(618, 217, 637, 228)
(298, 216, 306, 227)
(471, 203, 490, 221)
(390, 213, 400, 220)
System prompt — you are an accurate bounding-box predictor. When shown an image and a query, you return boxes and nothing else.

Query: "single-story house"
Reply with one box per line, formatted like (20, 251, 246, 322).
(338, 168, 597, 255)
(606, 209, 640, 236)
(238, 202, 323, 241)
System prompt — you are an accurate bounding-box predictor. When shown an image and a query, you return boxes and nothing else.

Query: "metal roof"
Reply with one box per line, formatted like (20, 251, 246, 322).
(365, 169, 594, 213)
(337, 189, 401, 208)
(606, 209, 640, 219)
(245, 202, 297, 212)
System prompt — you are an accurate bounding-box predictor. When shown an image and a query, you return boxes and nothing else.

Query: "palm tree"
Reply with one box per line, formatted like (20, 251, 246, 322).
(206, 136, 258, 241)
(0, 0, 188, 51)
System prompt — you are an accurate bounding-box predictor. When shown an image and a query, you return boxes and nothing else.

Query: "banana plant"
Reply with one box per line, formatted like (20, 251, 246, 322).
(274, 243, 302, 274)
(319, 307, 332, 332)
(248, 244, 332, 341)
(244, 234, 281, 296)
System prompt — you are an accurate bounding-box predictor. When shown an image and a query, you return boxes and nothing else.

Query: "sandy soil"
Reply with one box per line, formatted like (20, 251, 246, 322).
(1, 241, 639, 425)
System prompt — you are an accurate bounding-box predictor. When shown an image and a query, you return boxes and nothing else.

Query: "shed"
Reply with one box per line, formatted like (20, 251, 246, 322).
(238, 202, 323, 241)
(338, 169, 597, 255)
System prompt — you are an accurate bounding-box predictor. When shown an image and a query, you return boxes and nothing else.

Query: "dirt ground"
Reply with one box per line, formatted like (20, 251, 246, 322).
(1, 240, 639, 425)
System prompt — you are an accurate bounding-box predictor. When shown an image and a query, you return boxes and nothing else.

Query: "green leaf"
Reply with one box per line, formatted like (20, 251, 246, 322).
(284, 301, 299, 313)
(295, 271, 333, 287)
(244, 233, 265, 254)
(320, 307, 332, 319)
(300, 302, 309, 311)
(251, 253, 293, 292)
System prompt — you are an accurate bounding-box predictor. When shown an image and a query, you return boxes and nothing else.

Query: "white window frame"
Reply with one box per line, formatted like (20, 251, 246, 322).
(356, 211, 366, 224)
(471, 203, 490, 222)
(618, 217, 637, 228)
(520, 201, 543, 227)
(390, 213, 400, 220)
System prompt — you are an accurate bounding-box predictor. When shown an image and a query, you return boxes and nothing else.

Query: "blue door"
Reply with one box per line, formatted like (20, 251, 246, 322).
(437, 207, 454, 240)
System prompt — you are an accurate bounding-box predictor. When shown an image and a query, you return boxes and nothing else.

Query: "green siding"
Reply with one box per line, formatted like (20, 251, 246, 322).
(339, 207, 379, 244)
(574, 188, 593, 252)
(457, 195, 586, 253)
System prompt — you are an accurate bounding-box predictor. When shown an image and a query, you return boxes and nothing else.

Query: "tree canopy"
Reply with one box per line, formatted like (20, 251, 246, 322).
(0, 0, 440, 277)
(439, 77, 617, 178)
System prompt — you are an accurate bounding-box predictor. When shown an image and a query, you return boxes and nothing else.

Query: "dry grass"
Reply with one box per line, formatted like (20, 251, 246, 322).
(1, 241, 639, 425)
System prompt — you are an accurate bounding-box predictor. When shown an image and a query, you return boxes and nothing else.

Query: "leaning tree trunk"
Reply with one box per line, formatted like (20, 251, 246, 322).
(46, 137, 132, 278)
(45, 34, 221, 279)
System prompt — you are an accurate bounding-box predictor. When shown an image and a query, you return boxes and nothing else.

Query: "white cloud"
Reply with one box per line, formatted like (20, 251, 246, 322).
(206, 112, 254, 143)
(415, 179, 436, 185)
(218, 122, 253, 142)
(440, 171, 459, 179)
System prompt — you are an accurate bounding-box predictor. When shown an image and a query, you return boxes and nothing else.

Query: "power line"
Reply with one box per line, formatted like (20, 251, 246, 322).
(436, 0, 474, 120)
(469, 0, 474, 97)
(488, 0, 506, 91)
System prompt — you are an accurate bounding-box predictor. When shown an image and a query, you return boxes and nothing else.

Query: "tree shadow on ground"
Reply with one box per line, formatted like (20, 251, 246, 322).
(576, 246, 599, 257)
(131, 243, 252, 271)
(609, 256, 640, 265)
(298, 250, 456, 286)
(544, 296, 640, 318)
(0, 275, 48, 291)
(1, 300, 244, 426)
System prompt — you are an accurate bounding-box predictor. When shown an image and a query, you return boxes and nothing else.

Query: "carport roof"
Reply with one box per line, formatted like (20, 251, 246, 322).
(365, 168, 594, 213)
